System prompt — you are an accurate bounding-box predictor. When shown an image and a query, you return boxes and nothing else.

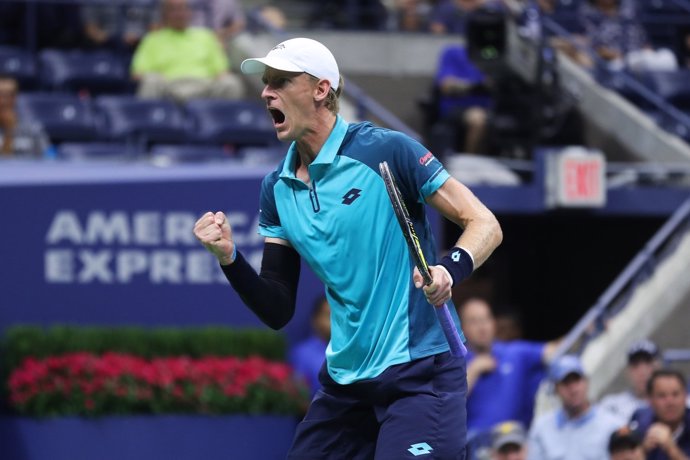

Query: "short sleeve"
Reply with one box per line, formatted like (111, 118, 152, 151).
(131, 33, 157, 75)
(515, 340, 546, 366)
(205, 31, 229, 74)
(385, 131, 449, 204)
(257, 171, 286, 239)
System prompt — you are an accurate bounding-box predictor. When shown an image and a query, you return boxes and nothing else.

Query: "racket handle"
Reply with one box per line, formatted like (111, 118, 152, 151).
(435, 304, 467, 357)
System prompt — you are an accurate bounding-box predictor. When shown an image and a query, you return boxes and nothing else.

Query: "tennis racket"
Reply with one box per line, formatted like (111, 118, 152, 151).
(379, 161, 467, 357)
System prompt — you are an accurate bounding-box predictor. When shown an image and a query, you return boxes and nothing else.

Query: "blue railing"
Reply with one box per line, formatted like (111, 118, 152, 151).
(541, 14, 690, 140)
(552, 196, 690, 358)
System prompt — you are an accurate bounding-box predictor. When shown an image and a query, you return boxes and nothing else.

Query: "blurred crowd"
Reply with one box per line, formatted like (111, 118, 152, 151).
(3, 0, 690, 159)
(291, 294, 690, 460)
(457, 297, 690, 460)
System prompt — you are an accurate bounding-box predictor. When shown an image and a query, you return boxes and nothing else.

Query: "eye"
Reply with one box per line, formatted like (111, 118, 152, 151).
(264, 77, 289, 88)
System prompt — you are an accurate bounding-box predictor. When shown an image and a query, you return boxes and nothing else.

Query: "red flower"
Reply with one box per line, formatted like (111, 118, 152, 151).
(7, 352, 309, 417)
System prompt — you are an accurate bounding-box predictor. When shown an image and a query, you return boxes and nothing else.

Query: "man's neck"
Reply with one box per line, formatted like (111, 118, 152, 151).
(472, 343, 492, 354)
(295, 113, 337, 169)
(564, 402, 590, 420)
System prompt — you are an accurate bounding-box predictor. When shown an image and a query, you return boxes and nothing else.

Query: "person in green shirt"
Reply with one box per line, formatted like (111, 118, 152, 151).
(131, 0, 244, 102)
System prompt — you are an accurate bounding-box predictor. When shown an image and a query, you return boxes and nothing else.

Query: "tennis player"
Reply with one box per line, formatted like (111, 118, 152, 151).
(194, 37, 502, 459)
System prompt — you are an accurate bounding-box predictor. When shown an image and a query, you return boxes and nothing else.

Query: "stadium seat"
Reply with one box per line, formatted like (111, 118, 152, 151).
(58, 142, 141, 161)
(17, 93, 101, 143)
(185, 99, 278, 147)
(39, 49, 130, 95)
(646, 70, 690, 111)
(95, 96, 191, 144)
(149, 144, 234, 164)
(0, 46, 38, 90)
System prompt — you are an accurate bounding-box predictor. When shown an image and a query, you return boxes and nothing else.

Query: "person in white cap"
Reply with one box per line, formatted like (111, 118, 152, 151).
(528, 355, 621, 460)
(193, 37, 502, 458)
(599, 339, 662, 425)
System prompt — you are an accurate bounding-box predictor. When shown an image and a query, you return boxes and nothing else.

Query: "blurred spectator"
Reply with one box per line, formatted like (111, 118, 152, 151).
(250, 5, 287, 31)
(491, 421, 528, 460)
(609, 426, 645, 460)
(459, 297, 560, 432)
(600, 340, 662, 425)
(188, 0, 246, 44)
(535, 0, 555, 15)
(630, 369, 690, 460)
(527, 355, 621, 460)
(577, 0, 677, 72)
(433, 44, 492, 153)
(429, 0, 486, 35)
(81, 3, 154, 53)
(0, 77, 50, 158)
(306, 0, 388, 30)
(131, 0, 244, 102)
(390, 0, 432, 32)
(289, 296, 330, 398)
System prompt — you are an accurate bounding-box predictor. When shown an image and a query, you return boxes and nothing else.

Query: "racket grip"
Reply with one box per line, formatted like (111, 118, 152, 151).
(435, 304, 467, 357)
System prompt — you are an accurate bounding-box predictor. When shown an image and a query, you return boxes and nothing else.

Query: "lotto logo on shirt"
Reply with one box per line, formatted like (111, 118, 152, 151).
(419, 152, 435, 167)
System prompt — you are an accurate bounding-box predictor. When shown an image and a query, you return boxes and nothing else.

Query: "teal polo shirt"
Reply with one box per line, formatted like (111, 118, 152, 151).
(258, 116, 464, 384)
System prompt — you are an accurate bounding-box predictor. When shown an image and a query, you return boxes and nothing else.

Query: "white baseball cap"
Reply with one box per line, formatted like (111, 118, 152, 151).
(240, 37, 340, 91)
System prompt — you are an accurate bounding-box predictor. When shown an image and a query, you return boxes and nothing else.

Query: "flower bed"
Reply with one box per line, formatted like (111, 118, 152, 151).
(9, 352, 308, 417)
(1, 326, 306, 459)
(1, 325, 309, 419)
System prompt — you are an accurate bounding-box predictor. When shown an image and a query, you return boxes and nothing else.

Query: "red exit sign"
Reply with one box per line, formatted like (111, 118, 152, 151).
(547, 148, 606, 208)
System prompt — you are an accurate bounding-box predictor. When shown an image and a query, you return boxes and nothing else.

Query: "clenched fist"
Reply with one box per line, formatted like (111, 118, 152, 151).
(193, 211, 234, 265)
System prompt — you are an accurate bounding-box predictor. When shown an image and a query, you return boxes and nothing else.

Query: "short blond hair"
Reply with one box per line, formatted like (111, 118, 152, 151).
(310, 75, 343, 115)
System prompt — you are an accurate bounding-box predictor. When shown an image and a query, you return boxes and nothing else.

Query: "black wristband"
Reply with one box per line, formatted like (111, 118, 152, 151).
(439, 247, 474, 286)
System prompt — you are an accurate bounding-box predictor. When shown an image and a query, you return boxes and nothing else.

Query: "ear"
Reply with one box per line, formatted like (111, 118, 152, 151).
(313, 79, 331, 103)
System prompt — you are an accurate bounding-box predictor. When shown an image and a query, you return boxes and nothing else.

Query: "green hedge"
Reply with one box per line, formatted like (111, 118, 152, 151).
(2, 325, 287, 373)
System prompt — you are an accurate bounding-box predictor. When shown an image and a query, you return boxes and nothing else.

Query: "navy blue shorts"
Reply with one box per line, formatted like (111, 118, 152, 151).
(287, 351, 468, 459)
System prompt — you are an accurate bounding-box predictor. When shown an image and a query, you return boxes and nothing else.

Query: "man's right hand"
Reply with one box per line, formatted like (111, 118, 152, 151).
(194, 211, 235, 265)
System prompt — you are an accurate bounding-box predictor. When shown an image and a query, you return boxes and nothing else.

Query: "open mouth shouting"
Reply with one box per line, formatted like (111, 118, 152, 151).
(268, 107, 286, 128)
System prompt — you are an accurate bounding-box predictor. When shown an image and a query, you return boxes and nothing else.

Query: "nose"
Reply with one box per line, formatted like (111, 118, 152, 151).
(261, 85, 275, 101)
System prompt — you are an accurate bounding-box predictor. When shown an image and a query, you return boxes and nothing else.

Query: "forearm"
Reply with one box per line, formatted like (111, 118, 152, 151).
(221, 242, 300, 330)
(465, 364, 483, 394)
(430, 178, 502, 270)
(451, 212, 502, 268)
(663, 443, 690, 460)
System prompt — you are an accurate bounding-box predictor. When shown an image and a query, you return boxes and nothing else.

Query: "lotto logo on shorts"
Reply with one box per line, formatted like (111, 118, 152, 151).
(408, 442, 434, 456)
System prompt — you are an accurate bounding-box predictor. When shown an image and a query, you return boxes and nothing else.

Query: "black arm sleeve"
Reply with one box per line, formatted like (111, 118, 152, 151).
(220, 242, 300, 330)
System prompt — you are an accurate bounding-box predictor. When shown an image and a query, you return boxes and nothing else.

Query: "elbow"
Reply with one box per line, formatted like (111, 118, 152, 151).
(492, 215, 503, 249)
(481, 210, 502, 251)
(263, 308, 295, 331)
(265, 318, 289, 331)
